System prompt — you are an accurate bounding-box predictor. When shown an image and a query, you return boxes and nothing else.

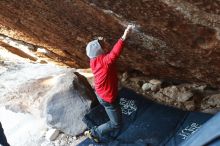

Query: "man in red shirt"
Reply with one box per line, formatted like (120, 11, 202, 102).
(85, 24, 134, 142)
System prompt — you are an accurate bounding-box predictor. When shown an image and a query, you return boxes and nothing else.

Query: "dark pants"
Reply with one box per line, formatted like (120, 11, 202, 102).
(0, 122, 10, 146)
(91, 93, 122, 139)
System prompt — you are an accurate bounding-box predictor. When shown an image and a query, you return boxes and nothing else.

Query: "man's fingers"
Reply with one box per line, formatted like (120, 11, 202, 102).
(122, 24, 135, 40)
(128, 24, 135, 29)
(125, 25, 135, 33)
(97, 36, 103, 40)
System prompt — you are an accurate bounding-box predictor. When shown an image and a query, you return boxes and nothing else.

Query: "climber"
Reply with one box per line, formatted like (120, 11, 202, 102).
(84, 24, 134, 143)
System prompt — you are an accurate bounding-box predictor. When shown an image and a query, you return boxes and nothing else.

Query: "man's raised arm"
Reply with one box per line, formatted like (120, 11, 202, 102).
(103, 24, 135, 65)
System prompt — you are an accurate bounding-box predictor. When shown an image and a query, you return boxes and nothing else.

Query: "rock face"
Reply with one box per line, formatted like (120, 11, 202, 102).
(45, 71, 97, 136)
(0, 0, 220, 87)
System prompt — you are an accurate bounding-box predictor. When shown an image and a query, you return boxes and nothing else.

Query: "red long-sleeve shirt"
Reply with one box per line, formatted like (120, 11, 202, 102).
(90, 39, 124, 103)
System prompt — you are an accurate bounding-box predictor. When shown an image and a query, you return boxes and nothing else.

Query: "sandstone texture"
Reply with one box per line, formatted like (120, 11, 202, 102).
(0, 0, 220, 87)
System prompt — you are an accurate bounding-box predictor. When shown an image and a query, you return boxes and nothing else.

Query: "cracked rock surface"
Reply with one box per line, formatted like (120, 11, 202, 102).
(0, 0, 220, 87)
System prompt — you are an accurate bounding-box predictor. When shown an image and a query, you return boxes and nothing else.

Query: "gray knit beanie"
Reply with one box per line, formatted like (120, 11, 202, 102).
(86, 40, 104, 59)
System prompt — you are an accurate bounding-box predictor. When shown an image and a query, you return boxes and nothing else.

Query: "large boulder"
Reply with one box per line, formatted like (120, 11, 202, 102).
(44, 71, 97, 136)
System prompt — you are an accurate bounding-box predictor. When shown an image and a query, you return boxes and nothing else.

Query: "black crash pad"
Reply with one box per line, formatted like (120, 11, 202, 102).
(180, 112, 220, 146)
(78, 88, 213, 146)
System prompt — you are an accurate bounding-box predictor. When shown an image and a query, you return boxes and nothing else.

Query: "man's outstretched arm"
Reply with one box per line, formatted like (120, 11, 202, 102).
(103, 24, 134, 65)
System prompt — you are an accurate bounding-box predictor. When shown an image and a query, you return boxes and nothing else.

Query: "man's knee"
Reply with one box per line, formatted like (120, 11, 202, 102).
(111, 122, 121, 129)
